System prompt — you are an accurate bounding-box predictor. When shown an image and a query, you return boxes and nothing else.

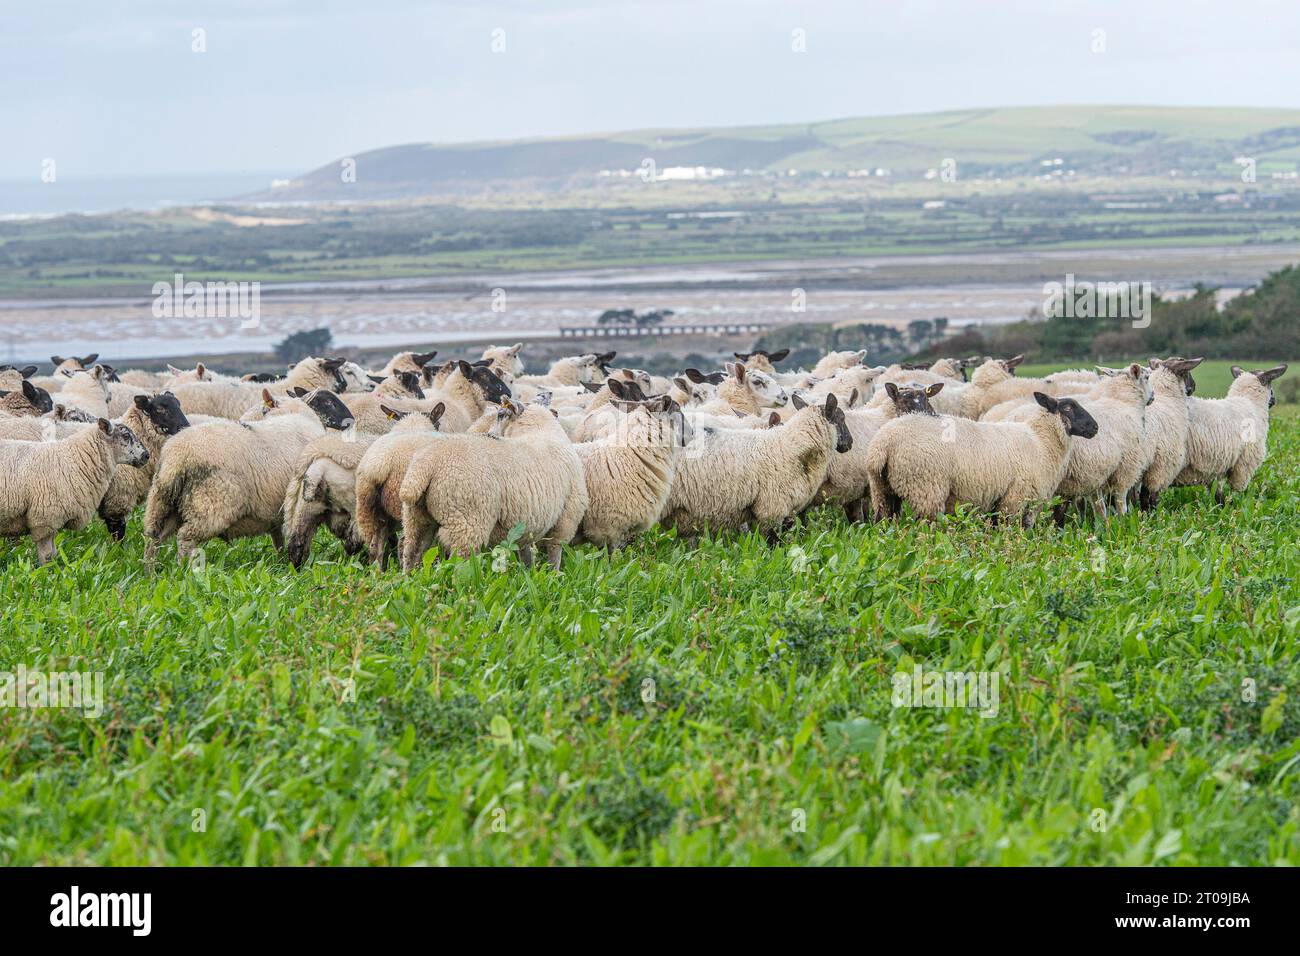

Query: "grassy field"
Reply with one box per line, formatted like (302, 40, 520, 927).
(1, 368, 1297, 865)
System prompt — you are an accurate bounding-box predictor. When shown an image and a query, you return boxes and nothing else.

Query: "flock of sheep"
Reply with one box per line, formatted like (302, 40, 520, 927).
(0, 343, 1287, 568)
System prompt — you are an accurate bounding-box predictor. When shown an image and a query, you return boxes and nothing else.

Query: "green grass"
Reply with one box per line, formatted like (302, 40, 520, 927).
(1, 394, 1298, 865)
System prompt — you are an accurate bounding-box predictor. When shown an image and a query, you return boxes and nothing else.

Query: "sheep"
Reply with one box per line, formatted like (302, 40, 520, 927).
(572, 395, 689, 549)
(731, 349, 814, 388)
(142, 390, 350, 564)
(353, 403, 451, 567)
(0, 365, 38, 391)
(968, 356, 1099, 419)
(569, 378, 651, 442)
(1173, 364, 1288, 503)
(408, 360, 511, 433)
(48, 366, 114, 417)
(866, 392, 1099, 526)
(1138, 357, 1203, 511)
(810, 350, 869, 378)
(481, 343, 525, 378)
(339, 372, 427, 433)
(696, 361, 789, 417)
(377, 350, 439, 377)
(281, 430, 382, 568)
(92, 393, 194, 541)
(0, 380, 55, 418)
(662, 393, 851, 541)
(513, 351, 613, 395)
(1002, 364, 1150, 521)
(815, 382, 944, 520)
(397, 398, 588, 570)
(804, 364, 887, 406)
(0, 418, 149, 564)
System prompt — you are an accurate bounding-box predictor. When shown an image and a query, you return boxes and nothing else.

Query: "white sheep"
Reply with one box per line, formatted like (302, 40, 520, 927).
(696, 361, 789, 417)
(662, 394, 851, 540)
(398, 399, 588, 570)
(142, 390, 348, 564)
(810, 350, 869, 378)
(1138, 356, 1203, 510)
(1173, 364, 1287, 503)
(0, 419, 148, 564)
(866, 392, 1099, 526)
(573, 395, 689, 549)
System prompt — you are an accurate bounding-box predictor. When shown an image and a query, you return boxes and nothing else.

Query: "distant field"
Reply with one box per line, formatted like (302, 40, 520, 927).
(1, 366, 1296, 865)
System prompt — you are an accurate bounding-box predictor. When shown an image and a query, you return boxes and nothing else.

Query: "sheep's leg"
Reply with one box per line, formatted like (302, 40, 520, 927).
(1094, 494, 1109, 520)
(33, 533, 57, 566)
(518, 542, 535, 568)
(545, 543, 563, 570)
(1227, 461, 1254, 494)
(269, 527, 285, 551)
(1212, 480, 1226, 506)
(1052, 501, 1068, 528)
(399, 504, 436, 571)
(1138, 484, 1154, 512)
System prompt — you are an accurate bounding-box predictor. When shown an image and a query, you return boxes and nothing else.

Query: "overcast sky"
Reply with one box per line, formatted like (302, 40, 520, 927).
(4, 0, 1299, 180)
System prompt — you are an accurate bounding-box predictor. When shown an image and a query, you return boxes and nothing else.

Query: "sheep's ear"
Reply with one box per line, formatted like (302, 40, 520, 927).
(133, 394, 150, 410)
(51, 355, 64, 366)
(1230, 365, 1245, 379)
(167, 364, 184, 376)
(412, 350, 438, 367)
(262, 388, 276, 407)
(704, 371, 725, 385)
(683, 368, 707, 384)
(428, 401, 446, 427)
(97, 417, 111, 434)
(732, 362, 746, 382)
(885, 382, 900, 401)
(1148, 357, 1162, 369)
(320, 357, 346, 371)
(1186, 357, 1205, 369)
(925, 382, 944, 397)
(1128, 363, 1142, 378)
(822, 393, 838, 420)
(767, 412, 781, 428)
(1033, 391, 1058, 412)
(509, 343, 522, 355)
(734, 352, 751, 361)
(379, 404, 406, 421)
(289, 387, 309, 398)
(1256, 364, 1288, 384)
(81, 354, 99, 366)
(20, 365, 36, 379)
(22, 380, 40, 400)
(791, 392, 808, 411)
(196, 362, 206, 377)
(673, 377, 690, 393)
(421, 366, 436, 386)
(457, 359, 474, 378)
(848, 387, 859, 407)
(581, 381, 601, 393)
(367, 374, 384, 384)
(1095, 365, 1117, 376)
(606, 378, 628, 399)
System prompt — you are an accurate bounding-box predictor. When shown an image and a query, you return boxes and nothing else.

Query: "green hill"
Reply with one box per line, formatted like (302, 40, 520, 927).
(255, 105, 1300, 200)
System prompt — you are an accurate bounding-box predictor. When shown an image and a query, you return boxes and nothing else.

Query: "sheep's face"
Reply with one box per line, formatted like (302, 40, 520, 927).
(0, 381, 53, 417)
(387, 371, 425, 400)
(884, 381, 942, 416)
(1036, 393, 1098, 439)
(929, 358, 963, 380)
(570, 354, 605, 384)
(737, 366, 787, 408)
(314, 357, 350, 392)
(970, 358, 1012, 388)
(101, 419, 149, 467)
(50, 353, 97, 376)
(823, 394, 851, 453)
(486, 398, 525, 437)
(134, 392, 191, 436)
(605, 378, 647, 404)
(297, 389, 356, 430)
(1099, 363, 1153, 405)
(459, 362, 512, 406)
(482, 344, 523, 377)
(337, 361, 375, 393)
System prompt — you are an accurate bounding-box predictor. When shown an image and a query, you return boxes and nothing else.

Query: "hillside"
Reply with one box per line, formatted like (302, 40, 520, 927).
(250, 105, 1300, 201)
